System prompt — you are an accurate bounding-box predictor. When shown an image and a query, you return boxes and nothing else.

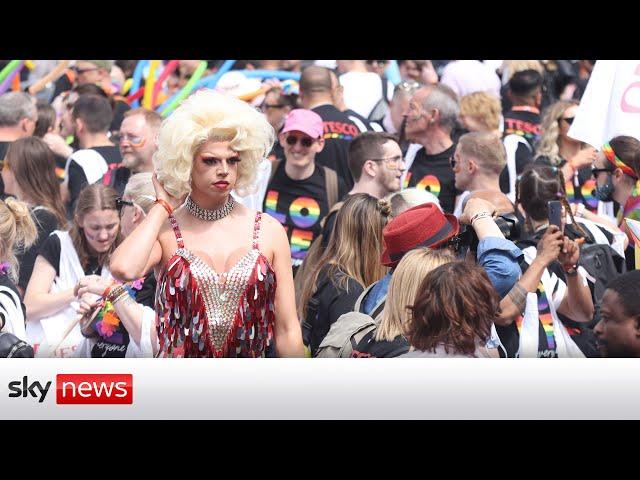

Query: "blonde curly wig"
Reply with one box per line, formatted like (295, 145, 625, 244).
(153, 89, 275, 198)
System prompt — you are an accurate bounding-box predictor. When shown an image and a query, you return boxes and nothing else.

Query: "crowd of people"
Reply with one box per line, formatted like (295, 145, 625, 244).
(0, 59, 639, 359)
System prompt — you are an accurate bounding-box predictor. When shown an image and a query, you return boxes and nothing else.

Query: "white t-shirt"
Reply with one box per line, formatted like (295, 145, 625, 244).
(339, 72, 394, 118)
(231, 158, 271, 212)
(440, 60, 501, 99)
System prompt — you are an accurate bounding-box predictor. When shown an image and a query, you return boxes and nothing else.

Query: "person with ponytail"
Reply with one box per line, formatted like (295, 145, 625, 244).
(300, 193, 390, 356)
(23, 184, 120, 357)
(1, 137, 68, 295)
(0, 198, 37, 341)
(497, 164, 602, 358)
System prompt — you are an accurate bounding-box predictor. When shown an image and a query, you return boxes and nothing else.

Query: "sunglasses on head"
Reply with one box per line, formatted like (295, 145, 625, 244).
(395, 80, 421, 94)
(285, 135, 314, 148)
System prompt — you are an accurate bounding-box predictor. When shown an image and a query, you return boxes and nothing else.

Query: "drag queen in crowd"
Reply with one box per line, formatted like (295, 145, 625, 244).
(110, 90, 304, 357)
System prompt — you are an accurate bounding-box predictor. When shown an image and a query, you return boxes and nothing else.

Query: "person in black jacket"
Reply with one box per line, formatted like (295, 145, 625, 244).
(299, 193, 390, 356)
(2, 137, 67, 295)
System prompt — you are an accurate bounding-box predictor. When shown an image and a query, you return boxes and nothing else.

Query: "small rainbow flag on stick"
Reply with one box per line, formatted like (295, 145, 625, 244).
(624, 217, 640, 270)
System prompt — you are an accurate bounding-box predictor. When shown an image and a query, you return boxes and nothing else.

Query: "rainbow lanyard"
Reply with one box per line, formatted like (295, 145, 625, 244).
(515, 282, 557, 355)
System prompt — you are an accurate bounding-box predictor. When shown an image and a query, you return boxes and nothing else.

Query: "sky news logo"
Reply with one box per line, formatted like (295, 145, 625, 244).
(7, 374, 133, 404)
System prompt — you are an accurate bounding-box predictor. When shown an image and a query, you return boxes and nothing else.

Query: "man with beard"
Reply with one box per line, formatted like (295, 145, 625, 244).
(107, 108, 162, 195)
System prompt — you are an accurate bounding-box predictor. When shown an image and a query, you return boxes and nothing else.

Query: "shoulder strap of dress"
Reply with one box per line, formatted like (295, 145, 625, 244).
(168, 214, 184, 249)
(252, 212, 262, 250)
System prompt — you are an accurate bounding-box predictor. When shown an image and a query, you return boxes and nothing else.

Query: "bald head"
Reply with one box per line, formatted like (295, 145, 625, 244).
(300, 66, 333, 95)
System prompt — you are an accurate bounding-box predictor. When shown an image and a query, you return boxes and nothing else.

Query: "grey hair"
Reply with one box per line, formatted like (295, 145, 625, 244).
(123, 172, 155, 214)
(0, 92, 37, 127)
(421, 84, 460, 133)
(386, 188, 441, 218)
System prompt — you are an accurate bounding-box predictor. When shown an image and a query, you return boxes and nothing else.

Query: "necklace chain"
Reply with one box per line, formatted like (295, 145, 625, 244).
(185, 195, 236, 221)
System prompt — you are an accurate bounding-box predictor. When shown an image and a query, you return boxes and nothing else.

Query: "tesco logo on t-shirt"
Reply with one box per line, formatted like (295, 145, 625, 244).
(56, 374, 133, 404)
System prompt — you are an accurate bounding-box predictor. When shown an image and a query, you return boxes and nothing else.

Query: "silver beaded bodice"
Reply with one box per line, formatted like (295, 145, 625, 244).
(177, 248, 260, 352)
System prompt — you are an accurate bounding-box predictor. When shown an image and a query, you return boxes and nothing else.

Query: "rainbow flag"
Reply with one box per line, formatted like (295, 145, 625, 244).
(624, 217, 640, 270)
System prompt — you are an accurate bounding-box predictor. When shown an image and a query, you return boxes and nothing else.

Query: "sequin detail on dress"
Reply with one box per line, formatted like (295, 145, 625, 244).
(155, 212, 276, 357)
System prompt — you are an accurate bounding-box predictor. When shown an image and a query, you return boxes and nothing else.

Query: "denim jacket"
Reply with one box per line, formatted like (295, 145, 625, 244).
(362, 236, 523, 315)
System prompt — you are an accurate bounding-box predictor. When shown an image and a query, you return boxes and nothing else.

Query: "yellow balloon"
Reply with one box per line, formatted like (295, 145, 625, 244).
(121, 78, 133, 95)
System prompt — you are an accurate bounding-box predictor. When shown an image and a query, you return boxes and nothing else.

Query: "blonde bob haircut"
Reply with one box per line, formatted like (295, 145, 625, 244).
(375, 247, 455, 343)
(154, 89, 275, 198)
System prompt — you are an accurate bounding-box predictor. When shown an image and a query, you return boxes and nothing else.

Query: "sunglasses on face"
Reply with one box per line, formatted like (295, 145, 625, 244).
(591, 166, 614, 176)
(115, 197, 134, 213)
(72, 66, 100, 75)
(262, 103, 285, 112)
(285, 135, 314, 148)
(560, 116, 575, 125)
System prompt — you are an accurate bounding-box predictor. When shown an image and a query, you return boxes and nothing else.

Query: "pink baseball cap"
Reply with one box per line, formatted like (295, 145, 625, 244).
(281, 109, 324, 139)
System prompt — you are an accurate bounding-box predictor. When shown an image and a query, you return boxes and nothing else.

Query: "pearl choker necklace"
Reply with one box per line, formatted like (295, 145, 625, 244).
(185, 195, 236, 221)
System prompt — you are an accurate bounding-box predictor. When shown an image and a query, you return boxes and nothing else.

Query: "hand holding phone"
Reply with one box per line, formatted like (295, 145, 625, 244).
(548, 200, 563, 231)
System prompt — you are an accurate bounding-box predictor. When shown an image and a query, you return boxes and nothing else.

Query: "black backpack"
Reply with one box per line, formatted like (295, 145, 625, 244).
(0, 332, 34, 358)
(564, 223, 627, 302)
(367, 75, 390, 123)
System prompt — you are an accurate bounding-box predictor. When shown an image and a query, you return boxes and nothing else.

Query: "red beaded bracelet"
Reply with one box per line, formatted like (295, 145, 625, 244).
(155, 198, 173, 216)
(102, 282, 116, 300)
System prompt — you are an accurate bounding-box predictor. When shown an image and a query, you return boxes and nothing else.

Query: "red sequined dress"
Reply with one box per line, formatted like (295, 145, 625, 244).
(155, 212, 276, 357)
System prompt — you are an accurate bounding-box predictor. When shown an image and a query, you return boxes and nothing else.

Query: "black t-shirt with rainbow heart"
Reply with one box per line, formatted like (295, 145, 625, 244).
(263, 162, 347, 271)
(405, 144, 460, 214)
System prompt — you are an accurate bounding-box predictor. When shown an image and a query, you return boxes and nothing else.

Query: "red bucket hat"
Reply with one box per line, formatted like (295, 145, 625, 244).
(380, 202, 459, 267)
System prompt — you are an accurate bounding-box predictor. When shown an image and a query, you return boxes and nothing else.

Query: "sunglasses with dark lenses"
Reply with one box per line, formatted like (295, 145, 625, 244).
(73, 66, 99, 75)
(449, 156, 456, 169)
(592, 166, 614, 176)
(561, 116, 575, 125)
(285, 135, 314, 148)
(116, 198, 134, 212)
(262, 103, 285, 112)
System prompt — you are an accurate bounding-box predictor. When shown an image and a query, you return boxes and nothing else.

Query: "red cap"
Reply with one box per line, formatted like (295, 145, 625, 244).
(380, 202, 459, 267)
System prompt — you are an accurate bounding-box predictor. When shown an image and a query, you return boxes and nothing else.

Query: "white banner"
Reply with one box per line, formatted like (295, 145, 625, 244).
(569, 60, 640, 148)
(2, 359, 640, 419)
